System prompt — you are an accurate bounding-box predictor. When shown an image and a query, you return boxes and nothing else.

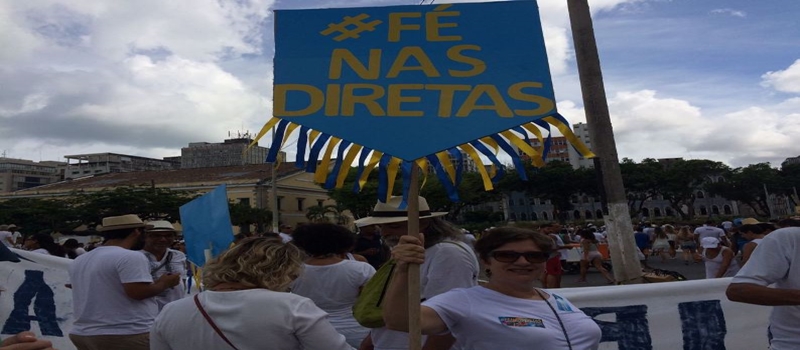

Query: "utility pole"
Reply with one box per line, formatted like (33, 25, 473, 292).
(567, 0, 643, 284)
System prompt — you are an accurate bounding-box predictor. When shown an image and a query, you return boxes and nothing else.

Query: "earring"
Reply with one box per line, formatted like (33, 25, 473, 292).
(484, 269, 492, 278)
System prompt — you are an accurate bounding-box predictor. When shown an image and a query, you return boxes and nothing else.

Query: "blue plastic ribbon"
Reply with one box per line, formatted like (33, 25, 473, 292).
(265, 119, 289, 163)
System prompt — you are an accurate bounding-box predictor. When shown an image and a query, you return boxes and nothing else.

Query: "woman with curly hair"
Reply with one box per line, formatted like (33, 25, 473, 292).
(150, 237, 352, 350)
(290, 223, 376, 347)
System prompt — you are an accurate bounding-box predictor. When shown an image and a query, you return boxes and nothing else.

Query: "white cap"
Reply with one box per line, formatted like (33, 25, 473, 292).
(701, 237, 720, 249)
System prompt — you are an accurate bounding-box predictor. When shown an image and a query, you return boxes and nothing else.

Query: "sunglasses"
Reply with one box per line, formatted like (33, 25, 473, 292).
(490, 250, 550, 263)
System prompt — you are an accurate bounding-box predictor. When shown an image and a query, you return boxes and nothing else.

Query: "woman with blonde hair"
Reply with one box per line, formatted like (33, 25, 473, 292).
(150, 237, 352, 350)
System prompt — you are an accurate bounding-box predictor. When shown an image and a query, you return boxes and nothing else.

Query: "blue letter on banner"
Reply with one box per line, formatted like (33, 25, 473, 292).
(678, 300, 726, 350)
(582, 305, 652, 350)
(1, 270, 63, 336)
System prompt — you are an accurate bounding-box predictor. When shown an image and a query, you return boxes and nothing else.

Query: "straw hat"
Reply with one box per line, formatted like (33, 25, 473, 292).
(741, 218, 761, 225)
(353, 196, 447, 226)
(98, 214, 152, 232)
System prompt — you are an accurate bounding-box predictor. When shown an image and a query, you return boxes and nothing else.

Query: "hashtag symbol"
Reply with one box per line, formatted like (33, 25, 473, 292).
(320, 14, 382, 41)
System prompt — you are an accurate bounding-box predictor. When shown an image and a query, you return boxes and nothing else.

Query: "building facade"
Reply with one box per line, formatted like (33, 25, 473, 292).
(180, 137, 285, 169)
(0, 158, 64, 193)
(64, 153, 176, 179)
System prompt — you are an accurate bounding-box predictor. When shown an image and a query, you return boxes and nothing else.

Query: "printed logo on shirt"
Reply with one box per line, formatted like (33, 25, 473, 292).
(553, 294, 574, 312)
(498, 317, 545, 328)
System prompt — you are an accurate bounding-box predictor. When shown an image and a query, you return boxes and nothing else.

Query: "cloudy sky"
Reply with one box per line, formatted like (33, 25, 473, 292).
(1, 0, 798, 168)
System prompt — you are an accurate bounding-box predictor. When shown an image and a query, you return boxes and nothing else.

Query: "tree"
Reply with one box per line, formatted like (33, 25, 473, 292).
(72, 186, 198, 225)
(420, 171, 503, 221)
(620, 158, 664, 217)
(660, 159, 730, 219)
(229, 201, 272, 233)
(328, 168, 380, 220)
(306, 204, 350, 225)
(707, 163, 779, 217)
(497, 160, 598, 223)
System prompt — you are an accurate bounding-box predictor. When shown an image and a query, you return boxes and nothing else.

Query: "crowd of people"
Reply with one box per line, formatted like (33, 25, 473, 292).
(1, 206, 799, 349)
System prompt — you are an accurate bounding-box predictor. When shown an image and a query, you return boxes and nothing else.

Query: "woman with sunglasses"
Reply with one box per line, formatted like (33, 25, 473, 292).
(384, 227, 601, 349)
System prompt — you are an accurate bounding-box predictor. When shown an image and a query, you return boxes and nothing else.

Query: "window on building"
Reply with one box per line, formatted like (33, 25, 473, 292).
(297, 198, 305, 211)
(573, 210, 581, 219)
(277, 196, 283, 211)
(665, 207, 674, 217)
(654, 208, 662, 217)
(510, 213, 517, 221)
(699, 206, 708, 215)
(518, 199, 526, 206)
(582, 196, 589, 203)
(642, 208, 650, 217)
(520, 213, 527, 221)
(317, 199, 324, 207)
(723, 205, 732, 215)
(696, 191, 705, 199)
(585, 210, 593, 219)
(239, 198, 250, 206)
(712, 205, 720, 215)
(531, 212, 538, 221)
(596, 210, 603, 219)
(542, 212, 549, 221)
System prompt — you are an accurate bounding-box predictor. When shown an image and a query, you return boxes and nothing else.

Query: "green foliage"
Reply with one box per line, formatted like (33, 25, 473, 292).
(0, 186, 198, 234)
(229, 201, 272, 233)
(305, 204, 350, 225)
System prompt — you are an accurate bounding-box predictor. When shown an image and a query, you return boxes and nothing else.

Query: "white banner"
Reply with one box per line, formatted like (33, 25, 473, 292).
(558, 278, 771, 350)
(1, 249, 75, 350)
(1, 249, 770, 350)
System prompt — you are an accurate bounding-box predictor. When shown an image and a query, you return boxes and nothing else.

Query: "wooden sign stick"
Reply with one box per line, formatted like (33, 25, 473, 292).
(407, 164, 422, 350)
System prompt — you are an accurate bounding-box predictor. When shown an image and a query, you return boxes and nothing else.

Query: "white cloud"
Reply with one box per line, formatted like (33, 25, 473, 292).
(710, 8, 746, 18)
(761, 59, 800, 94)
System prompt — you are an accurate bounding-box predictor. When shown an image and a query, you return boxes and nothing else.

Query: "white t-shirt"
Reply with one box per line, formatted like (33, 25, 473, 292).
(424, 286, 601, 350)
(291, 260, 375, 346)
(142, 249, 188, 310)
(731, 228, 800, 350)
(694, 225, 726, 241)
(0, 231, 13, 247)
(372, 240, 479, 350)
(550, 234, 569, 260)
(69, 246, 157, 336)
(150, 289, 353, 350)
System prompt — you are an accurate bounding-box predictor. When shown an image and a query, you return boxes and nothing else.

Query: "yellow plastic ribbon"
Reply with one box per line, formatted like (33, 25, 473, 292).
(336, 144, 363, 188)
(385, 157, 403, 202)
(358, 150, 384, 190)
(459, 143, 493, 191)
(247, 117, 281, 151)
(501, 130, 545, 167)
(543, 116, 596, 158)
(435, 151, 457, 184)
(314, 137, 342, 183)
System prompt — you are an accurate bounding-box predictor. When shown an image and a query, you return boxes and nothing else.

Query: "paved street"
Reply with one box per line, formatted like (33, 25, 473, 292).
(561, 254, 707, 288)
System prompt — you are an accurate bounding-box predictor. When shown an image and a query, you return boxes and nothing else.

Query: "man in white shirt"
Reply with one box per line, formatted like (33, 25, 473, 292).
(727, 227, 800, 350)
(694, 220, 729, 247)
(141, 220, 187, 311)
(68, 214, 181, 350)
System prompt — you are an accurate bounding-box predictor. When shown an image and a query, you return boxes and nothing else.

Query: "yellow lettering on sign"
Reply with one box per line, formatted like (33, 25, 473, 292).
(386, 46, 441, 78)
(387, 84, 424, 117)
(425, 84, 471, 117)
(328, 48, 382, 80)
(341, 84, 386, 116)
(426, 5, 461, 42)
(388, 12, 422, 42)
(274, 84, 324, 117)
(508, 82, 555, 116)
(456, 84, 513, 117)
(325, 84, 341, 116)
(446, 45, 485, 77)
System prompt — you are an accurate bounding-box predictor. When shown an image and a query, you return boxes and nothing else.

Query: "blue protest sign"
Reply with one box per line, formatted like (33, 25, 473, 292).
(179, 184, 234, 267)
(273, 1, 555, 161)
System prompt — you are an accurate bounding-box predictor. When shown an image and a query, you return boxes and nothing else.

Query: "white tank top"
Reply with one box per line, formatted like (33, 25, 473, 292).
(703, 247, 740, 278)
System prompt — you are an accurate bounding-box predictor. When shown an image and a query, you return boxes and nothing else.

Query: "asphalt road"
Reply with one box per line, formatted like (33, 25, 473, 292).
(560, 254, 708, 288)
